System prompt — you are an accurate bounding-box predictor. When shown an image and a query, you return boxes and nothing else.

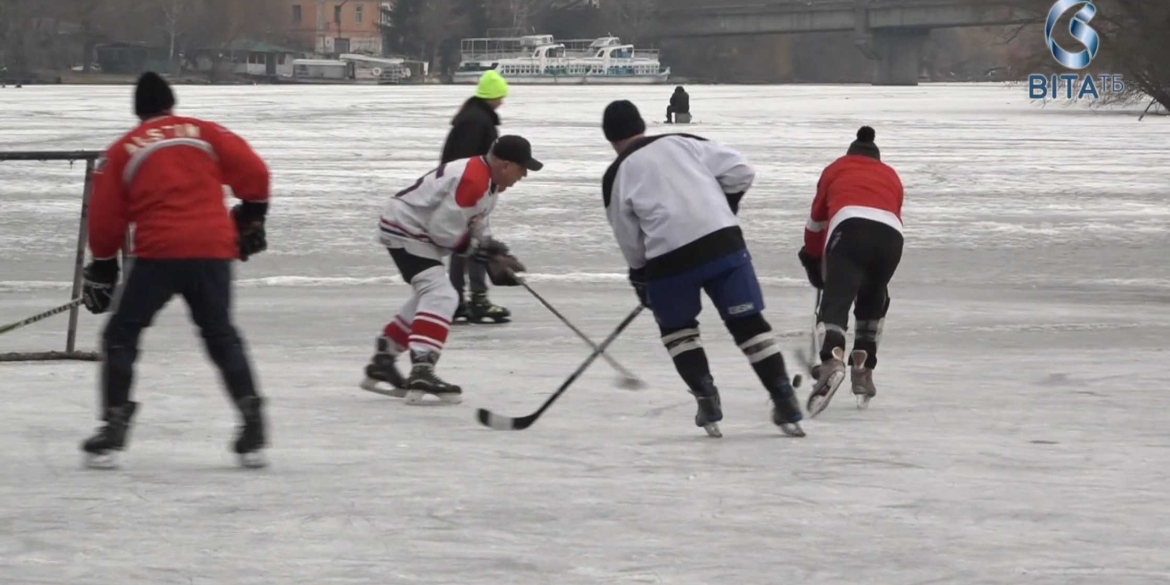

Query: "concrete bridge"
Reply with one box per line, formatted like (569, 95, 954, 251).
(650, 0, 1039, 85)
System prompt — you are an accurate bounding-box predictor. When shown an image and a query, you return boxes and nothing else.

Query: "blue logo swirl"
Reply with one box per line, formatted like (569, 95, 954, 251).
(1045, 0, 1099, 70)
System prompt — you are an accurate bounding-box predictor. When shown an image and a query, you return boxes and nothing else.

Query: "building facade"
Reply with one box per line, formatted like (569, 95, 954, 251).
(282, 0, 385, 56)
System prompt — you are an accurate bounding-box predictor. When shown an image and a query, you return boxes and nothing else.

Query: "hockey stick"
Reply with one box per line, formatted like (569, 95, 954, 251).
(794, 289, 822, 376)
(477, 304, 645, 431)
(520, 280, 646, 390)
(0, 298, 84, 337)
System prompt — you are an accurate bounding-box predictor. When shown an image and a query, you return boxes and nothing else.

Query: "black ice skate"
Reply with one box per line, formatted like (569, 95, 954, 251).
(688, 376, 723, 438)
(466, 292, 510, 324)
(850, 350, 877, 410)
(360, 336, 408, 398)
(405, 351, 463, 405)
(81, 402, 138, 469)
(806, 346, 847, 418)
(233, 396, 268, 469)
(770, 378, 806, 438)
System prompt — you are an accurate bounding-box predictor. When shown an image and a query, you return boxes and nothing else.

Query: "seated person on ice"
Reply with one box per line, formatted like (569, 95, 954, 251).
(666, 86, 690, 124)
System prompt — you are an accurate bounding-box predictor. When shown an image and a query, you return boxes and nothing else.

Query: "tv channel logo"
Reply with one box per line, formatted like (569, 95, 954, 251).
(1028, 0, 1124, 100)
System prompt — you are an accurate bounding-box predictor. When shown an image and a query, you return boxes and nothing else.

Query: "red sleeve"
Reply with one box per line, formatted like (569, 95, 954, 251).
(87, 145, 129, 260)
(803, 166, 832, 259)
(454, 158, 491, 209)
(204, 122, 269, 202)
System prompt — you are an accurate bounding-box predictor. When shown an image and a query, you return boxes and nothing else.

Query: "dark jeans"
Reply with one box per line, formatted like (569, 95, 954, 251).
(818, 219, 903, 369)
(448, 253, 487, 298)
(101, 259, 258, 412)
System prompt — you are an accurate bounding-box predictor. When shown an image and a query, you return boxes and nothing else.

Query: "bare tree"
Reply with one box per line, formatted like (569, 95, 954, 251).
(598, 0, 657, 45)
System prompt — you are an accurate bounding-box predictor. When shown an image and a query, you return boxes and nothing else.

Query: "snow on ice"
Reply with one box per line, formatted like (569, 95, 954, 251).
(1, 84, 1169, 584)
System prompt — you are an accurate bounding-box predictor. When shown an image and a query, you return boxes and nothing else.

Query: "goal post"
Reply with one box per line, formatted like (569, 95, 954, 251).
(0, 150, 107, 362)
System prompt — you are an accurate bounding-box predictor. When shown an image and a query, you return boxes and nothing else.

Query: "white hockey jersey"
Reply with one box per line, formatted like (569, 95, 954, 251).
(379, 156, 496, 260)
(602, 134, 755, 279)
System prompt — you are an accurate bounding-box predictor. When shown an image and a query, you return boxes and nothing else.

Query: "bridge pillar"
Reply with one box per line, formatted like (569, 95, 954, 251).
(868, 28, 929, 86)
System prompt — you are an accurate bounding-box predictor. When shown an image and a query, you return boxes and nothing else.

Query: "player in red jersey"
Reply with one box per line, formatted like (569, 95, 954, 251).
(798, 126, 905, 416)
(80, 72, 271, 468)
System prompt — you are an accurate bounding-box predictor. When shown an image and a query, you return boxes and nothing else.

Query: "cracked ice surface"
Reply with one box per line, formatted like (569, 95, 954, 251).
(1, 84, 1170, 585)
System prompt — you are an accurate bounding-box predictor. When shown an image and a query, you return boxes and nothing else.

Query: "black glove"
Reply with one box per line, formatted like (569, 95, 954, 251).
(82, 258, 119, 314)
(231, 202, 268, 262)
(486, 254, 526, 287)
(629, 267, 650, 307)
(725, 191, 745, 215)
(471, 237, 509, 264)
(797, 248, 824, 290)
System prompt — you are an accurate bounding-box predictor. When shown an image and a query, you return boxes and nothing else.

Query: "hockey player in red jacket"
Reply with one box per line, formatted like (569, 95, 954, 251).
(798, 126, 904, 416)
(79, 72, 271, 468)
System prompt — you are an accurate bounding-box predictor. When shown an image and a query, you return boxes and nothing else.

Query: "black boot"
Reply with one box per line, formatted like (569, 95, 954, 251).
(360, 336, 407, 397)
(770, 378, 806, 437)
(404, 350, 463, 405)
(688, 375, 723, 438)
(81, 402, 138, 469)
(467, 292, 510, 324)
(233, 396, 267, 468)
(453, 294, 470, 323)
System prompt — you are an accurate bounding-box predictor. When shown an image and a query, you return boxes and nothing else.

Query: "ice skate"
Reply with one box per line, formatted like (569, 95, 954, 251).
(770, 378, 806, 437)
(360, 337, 408, 397)
(806, 347, 846, 418)
(404, 351, 463, 405)
(452, 296, 470, 323)
(850, 350, 877, 409)
(233, 396, 268, 469)
(81, 402, 138, 469)
(466, 292, 510, 324)
(688, 376, 723, 438)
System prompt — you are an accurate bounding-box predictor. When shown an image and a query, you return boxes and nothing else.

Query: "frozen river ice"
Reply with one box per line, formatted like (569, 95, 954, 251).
(1, 83, 1169, 584)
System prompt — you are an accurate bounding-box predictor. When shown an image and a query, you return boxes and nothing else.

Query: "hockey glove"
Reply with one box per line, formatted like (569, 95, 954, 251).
(231, 202, 268, 262)
(487, 254, 526, 287)
(82, 258, 119, 315)
(628, 267, 651, 308)
(471, 237, 510, 264)
(797, 248, 824, 290)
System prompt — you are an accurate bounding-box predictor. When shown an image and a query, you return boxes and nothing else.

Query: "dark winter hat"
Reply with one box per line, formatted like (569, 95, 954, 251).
(846, 126, 880, 160)
(491, 135, 543, 171)
(134, 72, 175, 119)
(603, 100, 646, 143)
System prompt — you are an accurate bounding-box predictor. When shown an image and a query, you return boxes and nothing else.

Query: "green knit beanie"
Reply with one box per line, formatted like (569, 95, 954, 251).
(475, 70, 509, 100)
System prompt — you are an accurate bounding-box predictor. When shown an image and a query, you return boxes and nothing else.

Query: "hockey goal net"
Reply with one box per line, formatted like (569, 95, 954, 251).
(0, 150, 111, 362)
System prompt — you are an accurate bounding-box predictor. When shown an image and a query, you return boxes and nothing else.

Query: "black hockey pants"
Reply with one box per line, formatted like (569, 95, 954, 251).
(101, 259, 259, 412)
(818, 218, 903, 369)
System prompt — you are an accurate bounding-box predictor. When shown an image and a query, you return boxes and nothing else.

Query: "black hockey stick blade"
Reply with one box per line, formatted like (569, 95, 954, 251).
(476, 304, 645, 431)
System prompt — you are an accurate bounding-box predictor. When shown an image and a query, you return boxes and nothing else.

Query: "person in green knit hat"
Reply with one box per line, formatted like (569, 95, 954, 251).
(441, 70, 513, 324)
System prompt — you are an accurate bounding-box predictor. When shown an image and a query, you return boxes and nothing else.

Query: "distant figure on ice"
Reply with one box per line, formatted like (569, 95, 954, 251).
(362, 136, 541, 404)
(665, 86, 690, 124)
(80, 72, 272, 469)
(442, 70, 513, 324)
(600, 100, 804, 438)
(798, 126, 904, 416)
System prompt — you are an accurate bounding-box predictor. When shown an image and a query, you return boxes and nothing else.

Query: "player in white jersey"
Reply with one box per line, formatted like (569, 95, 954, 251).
(600, 100, 804, 438)
(361, 136, 541, 404)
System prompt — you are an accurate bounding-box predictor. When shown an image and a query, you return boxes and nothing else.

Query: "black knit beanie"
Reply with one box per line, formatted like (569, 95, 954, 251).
(603, 100, 646, 143)
(135, 72, 175, 119)
(846, 126, 880, 160)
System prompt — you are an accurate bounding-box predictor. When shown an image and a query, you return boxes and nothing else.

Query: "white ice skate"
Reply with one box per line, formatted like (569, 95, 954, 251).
(806, 347, 846, 418)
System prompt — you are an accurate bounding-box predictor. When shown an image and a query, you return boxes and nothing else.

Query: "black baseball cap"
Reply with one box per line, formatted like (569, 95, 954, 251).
(491, 135, 543, 171)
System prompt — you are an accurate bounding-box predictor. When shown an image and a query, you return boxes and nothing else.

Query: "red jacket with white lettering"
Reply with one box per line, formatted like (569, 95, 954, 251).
(803, 154, 903, 260)
(89, 115, 270, 260)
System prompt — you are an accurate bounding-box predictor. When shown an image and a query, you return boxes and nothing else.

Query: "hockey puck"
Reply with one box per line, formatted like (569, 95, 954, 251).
(792, 374, 803, 388)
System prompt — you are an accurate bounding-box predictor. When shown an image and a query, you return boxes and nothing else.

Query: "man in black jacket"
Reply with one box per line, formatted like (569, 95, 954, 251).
(442, 70, 512, 324)
(666, 86, 690, 124)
